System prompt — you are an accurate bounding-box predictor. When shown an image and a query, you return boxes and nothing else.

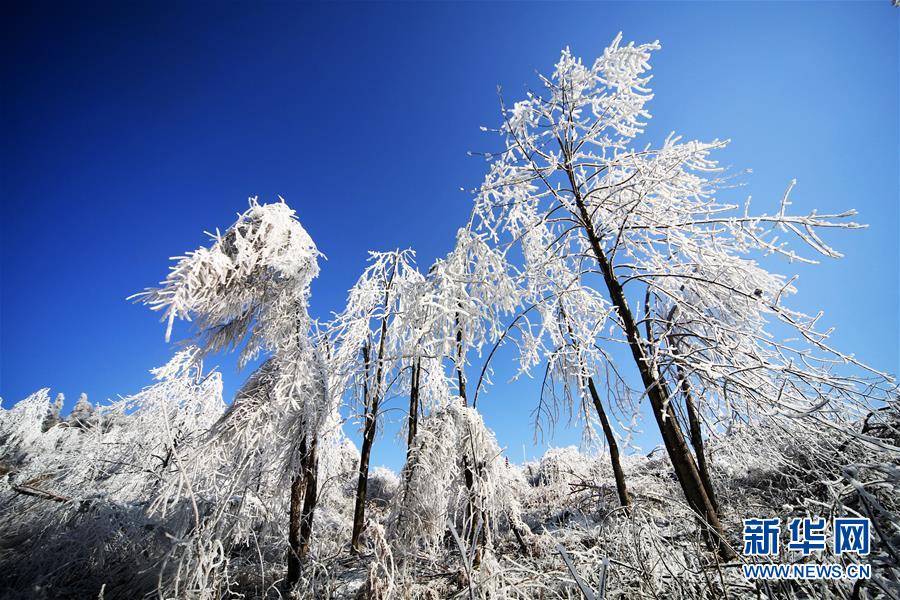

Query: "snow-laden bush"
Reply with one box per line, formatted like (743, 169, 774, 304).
(2, 391, 897, 599)
(389, 399, 524, 557)
(367, 466, 400, 507)
(0, 389, 55, 461)
(67, 393, 95, 428)
(0, 354, 227, 599)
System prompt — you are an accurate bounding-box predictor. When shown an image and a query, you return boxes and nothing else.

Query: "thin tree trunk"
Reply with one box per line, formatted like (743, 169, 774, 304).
(676, 361, 719, 512)
(287, 473, 304, 584)
(400, 359, 423, 521)
(455, 311, 468, 404)
(407, 359, 421, 462)
(351, 402, 377, 551)
(568, 169, 733, 559)
(453, 325, 485, 565)
(586, 377, 631, 509)
(663, 321, 719, 513)
(558, 303, 631, 511)
(287, 435, 319, 586)
(298, 436, 318, 557)
(463, 450, 486, 569)
(351, 303, 390, 551)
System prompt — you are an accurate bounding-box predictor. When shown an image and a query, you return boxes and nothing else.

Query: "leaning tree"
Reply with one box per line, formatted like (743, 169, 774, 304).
(134, 198, 332, 587)
(472, 35, 894, 557)
(472, 190, 635, 510)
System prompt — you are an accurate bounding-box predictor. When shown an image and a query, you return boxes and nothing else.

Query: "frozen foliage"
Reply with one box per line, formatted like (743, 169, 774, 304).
(469, 32, 897, 559)
(1, 389, 55, 457)
(68, 392, 95, 428)
(4, 391, 897, 598)
(0, 355, 226, 599)
(135, 198, 329, 432)
(2, 37, 899, 600)
(367, 466, 400, 507)
(475, 35, 895, 435)
(390, 399, 523, 556)
(131, 199, 344, 596)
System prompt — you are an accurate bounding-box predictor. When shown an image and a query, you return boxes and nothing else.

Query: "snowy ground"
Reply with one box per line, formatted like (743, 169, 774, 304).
(1, 388, 897, 599)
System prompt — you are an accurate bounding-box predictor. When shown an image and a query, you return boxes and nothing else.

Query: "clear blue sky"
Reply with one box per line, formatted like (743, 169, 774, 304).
(2, 2, 897, 470)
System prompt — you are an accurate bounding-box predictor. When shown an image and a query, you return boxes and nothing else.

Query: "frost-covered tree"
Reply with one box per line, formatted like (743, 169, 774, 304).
(134, 197, 331, 587)
(1, 389, 62, 466)
(327, 249, 424, 551)
(473, 188, 633, 509)
(101, 349, 226, 499)
(429, 228, 521, 408)
(395, 230, 523, 559)
(67, 392, 95, 429)
(472, 35, 895, 557)
(41, 392, 64, 432)
(553, 302, 632, 509)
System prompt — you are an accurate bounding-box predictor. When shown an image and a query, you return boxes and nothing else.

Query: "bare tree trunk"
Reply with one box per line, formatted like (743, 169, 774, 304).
(569, 179, 733, 559)
(407, 359, 421, 462)
(352, 309, 390, 551)
(351, 259, 398, 552)
(298, 436, 318, 557)
(287, 473, 304, 584)
(287, 435, 319, 586)
(453, 327, 485, 566)
(399, 360, 423, 522)
(676, 361, 719, 512)
(586, 377, 631, 509)
(462, 451, 486, 569)
(458, 367, 480, 559)
(351, 401, 377, 552)
(661, 310, 720, 512)
(455, 311, 467, 403)
(558, 303, 631, 511)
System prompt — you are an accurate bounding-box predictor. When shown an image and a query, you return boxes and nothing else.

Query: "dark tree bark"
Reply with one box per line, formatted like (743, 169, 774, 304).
(351, 341, 375, 551)
(298, 437, 318, 556)
(287, 435, 319, 586)
(351, 271, 393, 551)
(452, 326, 486, 565)
(676, 360, 719, 512)
(351, 402, 377, 551)
(399, 359, 423, 521)
(455, 311, 467, 403)
(407, 359, 421, 462)
(558, 303, 631, 511)
(567, 165, 734, 559)
(586, 377, 632, 509)
(663, 310, 719, 513)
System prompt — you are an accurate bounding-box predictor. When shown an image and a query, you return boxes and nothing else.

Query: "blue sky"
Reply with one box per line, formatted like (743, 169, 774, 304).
(2, 2, 897, 470)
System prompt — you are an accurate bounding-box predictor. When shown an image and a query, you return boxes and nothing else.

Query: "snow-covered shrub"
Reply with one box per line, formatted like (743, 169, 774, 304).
(0, 389, 54, 462)
(534, 446, 590, 487)
(41, 393, 65, 431)
(367, 466, 400, 507)
(390, 399, 523, 556)
(67, 393, 95, 428)
(0, 354, 227, 599)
